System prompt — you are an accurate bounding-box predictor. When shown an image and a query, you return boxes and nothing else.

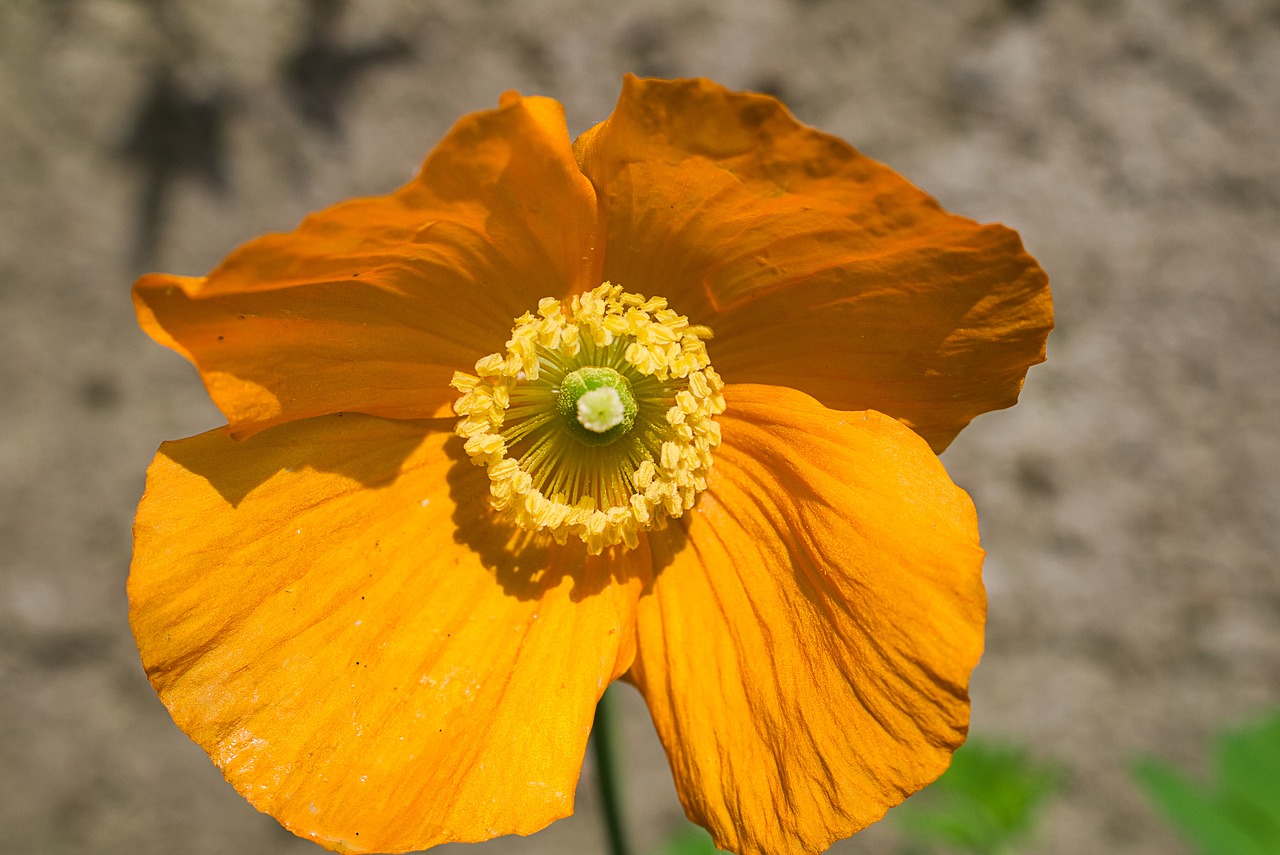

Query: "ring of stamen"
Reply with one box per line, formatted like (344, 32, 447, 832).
(451, 283, 725, 554)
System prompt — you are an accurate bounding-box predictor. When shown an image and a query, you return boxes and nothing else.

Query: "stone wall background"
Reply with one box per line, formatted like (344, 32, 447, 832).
(2, 0, 1278, 853)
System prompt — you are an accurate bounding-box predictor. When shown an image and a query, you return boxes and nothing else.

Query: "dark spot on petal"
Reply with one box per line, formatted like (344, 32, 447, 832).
(738, 99, 777, 129)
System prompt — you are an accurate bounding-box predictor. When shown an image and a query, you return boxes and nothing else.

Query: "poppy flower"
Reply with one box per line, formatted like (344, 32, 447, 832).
(130, 75, 1052, 855)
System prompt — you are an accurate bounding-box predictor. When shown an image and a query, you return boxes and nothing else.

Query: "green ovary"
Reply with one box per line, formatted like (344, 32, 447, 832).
(556, 366, 638, 447)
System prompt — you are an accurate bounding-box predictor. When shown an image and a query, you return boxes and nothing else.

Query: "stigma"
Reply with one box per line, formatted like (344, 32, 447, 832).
(576, 385, 626, 433)
(451, 283, 725, 553)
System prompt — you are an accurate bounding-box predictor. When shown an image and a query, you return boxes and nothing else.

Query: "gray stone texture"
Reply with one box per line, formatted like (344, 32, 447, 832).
(2, 0, 1278, 853)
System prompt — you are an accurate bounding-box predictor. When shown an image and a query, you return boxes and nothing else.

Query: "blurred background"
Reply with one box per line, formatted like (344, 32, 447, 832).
(2, 0, 1278, 853)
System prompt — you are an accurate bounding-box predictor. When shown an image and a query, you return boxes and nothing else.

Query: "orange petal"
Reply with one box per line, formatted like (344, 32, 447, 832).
(630, 383, 986, 855)
(575, 76, 1051, 451)
(136, 92, 603, 437)
(130, 414, 643, 853)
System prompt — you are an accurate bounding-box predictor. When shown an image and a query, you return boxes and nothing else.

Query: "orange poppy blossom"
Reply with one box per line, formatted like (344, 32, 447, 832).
(130, 75, 1052, 855)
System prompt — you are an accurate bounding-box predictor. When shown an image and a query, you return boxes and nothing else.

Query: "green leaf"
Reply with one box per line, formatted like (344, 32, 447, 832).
(890, 739, 1063, 854)
(1134, 709, 1280, 855)
(654, 825, 723, 855)
(1217, 713, 1280, 832)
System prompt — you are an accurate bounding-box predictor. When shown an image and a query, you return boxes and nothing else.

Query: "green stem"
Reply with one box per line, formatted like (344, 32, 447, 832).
(592, 687, 633, 855)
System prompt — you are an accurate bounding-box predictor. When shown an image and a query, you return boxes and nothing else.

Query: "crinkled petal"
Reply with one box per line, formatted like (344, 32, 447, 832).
(575, 75, 1051, 451)
(630, 384, 986, 855)
(130, 415, 643, 853)
(136, 93, 602, 437)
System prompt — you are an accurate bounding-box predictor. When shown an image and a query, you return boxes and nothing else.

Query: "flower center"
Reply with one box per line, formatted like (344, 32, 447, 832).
(451, 283, 725, 554)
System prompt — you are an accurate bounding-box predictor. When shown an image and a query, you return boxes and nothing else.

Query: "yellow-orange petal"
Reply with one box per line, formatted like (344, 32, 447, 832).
(574, 75, 1052, 451)
(135, 92, 603, 437)
(629, 384, 986, 855)
(130, 414, 643, 853)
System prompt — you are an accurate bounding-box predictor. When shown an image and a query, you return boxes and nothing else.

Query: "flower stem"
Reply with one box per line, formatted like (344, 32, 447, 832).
(592, 686, 633, 855)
